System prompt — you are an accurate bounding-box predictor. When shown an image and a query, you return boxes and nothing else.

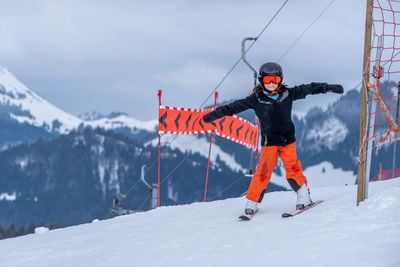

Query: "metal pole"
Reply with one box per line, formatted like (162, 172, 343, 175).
(140, 164, 154, 210)
(241, 37, 258, 174)
(357, 0, 373, 206)
(204, 92, 218, 202)
(241, 37, 258, 78)
(204, 134, 213, 202)
(157, 90, 162, 207)
(141, 165, 151, 189)
(393, 82, 400, 178)
(365, 35, 382, 198)
(151, 184, 158, 210)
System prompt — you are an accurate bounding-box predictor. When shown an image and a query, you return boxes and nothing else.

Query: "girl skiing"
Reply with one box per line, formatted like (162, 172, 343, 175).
(203, 62, 343, 215)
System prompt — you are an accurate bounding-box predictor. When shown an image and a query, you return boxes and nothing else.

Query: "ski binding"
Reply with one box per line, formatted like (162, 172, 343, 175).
(282, 200, 324, 218)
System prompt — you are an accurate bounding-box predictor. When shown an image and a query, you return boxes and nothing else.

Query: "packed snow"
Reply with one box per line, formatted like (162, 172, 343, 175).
(1, 178, 399, 267)
(0, 192, 16, 201)
(270, 161, 356, 190)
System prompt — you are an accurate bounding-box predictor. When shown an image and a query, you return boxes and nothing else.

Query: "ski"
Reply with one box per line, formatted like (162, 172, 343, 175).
(238, 208, 259, 221)
(281, 200, 324, 218)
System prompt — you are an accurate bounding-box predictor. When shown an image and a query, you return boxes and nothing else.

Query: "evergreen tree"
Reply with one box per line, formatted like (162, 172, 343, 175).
(49, 223, 59, 230)
(5, 224, 16, 239)
(16, 226, 25, 237)
(26, 223, 36, 234)
(0, 226, 5, 240)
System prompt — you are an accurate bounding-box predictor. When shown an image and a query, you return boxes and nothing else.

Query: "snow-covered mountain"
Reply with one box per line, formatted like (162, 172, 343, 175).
(1, 128, 278, 228)
(1, 66, 396, 232)
(0, 67, 81, 134)
(78, 111, 106, 121)
(0, 67, 157, 146)
(0, 178, 398, 267)
(84, 112, 157, 133)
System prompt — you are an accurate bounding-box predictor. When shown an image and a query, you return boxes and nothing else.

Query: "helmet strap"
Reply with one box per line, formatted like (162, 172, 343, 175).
(262, 83, 281, 95)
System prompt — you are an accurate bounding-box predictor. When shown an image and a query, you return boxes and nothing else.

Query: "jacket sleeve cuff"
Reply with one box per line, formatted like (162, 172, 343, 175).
(310, 82, 328, 94)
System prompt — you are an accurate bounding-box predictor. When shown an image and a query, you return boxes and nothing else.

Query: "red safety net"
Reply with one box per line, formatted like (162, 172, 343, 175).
(371, 167, 400, 181)
(360, 0, 400, 160)
(158, 105, 258, 149)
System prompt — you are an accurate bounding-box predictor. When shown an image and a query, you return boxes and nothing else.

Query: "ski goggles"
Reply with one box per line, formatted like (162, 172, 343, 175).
(262, 75, 282, 84)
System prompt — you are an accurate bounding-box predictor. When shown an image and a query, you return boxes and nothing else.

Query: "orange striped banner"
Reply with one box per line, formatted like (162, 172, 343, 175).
(158, 105, 258, 149)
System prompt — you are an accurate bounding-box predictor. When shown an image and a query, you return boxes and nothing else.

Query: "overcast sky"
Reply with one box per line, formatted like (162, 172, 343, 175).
(0, 0, 367, 120)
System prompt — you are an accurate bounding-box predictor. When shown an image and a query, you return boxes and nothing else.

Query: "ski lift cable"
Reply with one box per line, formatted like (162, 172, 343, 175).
(155, 0, 343, 191)
(124, 176, 145, 196)
(146, 4, 400, 203)
(148, 0, 290, 177)
(350, 50, 400, 91)
(137, 195, 150, 211)
(121, 1, 291, 201)
(277, 0, 336, 62)
(156, 1, 291, 186)
(122, 0, 345, 204)
(209, 174, 248, 201)
(199, 0, 289, 109)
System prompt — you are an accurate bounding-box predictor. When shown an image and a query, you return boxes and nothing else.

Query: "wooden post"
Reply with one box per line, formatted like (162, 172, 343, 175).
(357, 0, 374, 206)
(379, 163, 383, 181)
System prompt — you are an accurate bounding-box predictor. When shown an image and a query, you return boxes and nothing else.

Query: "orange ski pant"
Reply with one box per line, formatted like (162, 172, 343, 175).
(246, 142, 307, 203)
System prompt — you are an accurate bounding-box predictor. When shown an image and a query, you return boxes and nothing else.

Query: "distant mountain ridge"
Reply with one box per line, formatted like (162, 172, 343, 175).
(0, 128, 286, 228)
(78, 111, 107, 121)
(0, 67, 397, 230)
(0, 67, 157, 149)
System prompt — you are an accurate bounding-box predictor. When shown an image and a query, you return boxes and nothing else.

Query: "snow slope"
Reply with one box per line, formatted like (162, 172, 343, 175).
(270, 161, 356, 190)
(1, 179, 399, 267)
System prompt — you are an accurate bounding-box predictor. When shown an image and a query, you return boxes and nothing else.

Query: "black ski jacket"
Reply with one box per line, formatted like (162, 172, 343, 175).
(206, 83, 331, 147)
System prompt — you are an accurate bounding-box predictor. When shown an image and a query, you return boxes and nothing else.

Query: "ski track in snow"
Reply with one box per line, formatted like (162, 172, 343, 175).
(0, 179, 399, 267)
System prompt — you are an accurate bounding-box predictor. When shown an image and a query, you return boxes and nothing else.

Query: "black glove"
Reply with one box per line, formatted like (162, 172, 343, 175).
(327, 84, 344, 94)
(203, 112, 217, 123)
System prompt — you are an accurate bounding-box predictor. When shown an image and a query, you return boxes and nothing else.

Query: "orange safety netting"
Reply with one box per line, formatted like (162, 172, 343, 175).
(158, 105, 258, 149)
(359, 0, 400, 161)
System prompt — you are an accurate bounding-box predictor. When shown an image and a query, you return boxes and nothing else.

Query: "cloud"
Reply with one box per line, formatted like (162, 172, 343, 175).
(154, 61, 226, 93)
(0, 0, 382, 120)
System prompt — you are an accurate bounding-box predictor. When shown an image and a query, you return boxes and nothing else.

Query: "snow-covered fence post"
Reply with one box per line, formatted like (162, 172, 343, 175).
(204, 92, 218, 202)
(157, 90, 162, 207)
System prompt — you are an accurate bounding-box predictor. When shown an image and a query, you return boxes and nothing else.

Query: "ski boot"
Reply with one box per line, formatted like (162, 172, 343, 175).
(245, 199, 258, 215)
(296, 183, 312, 210)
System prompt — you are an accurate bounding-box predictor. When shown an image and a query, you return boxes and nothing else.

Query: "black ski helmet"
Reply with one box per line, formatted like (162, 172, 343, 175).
(258, 62, 283, 84)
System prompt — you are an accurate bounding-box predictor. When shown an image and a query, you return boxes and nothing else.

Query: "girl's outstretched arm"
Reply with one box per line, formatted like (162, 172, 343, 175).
(290, 83, 343, 101)
(203, 95, 256, 123)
